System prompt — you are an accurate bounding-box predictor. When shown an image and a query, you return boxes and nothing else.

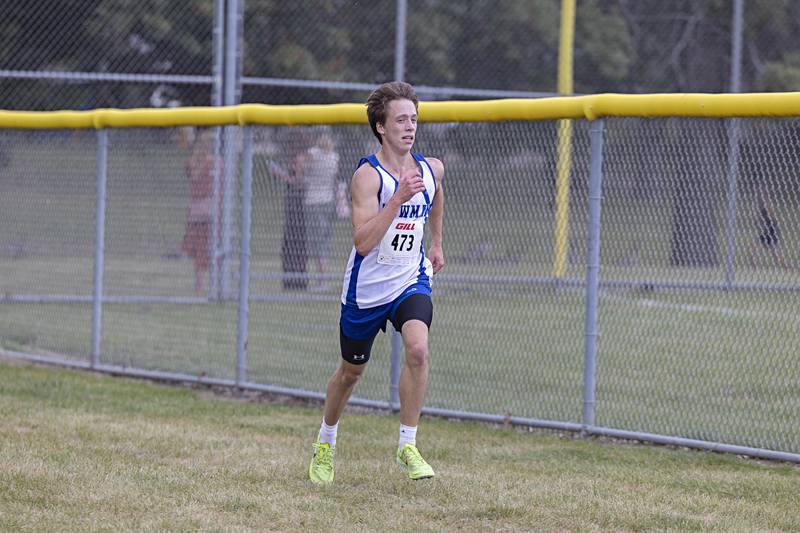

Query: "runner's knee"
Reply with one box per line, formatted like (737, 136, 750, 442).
(404, 338, 428, 367)
(338, 364, 364, 388)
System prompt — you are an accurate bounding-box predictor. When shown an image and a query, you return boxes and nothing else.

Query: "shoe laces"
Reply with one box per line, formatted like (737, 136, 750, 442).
(314, 442, 334, 465)
(402, 445, 426, 467)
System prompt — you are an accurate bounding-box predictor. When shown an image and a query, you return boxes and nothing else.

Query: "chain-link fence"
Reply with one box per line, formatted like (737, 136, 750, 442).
(1, 110, 799, 461)
(1, 1, 218, 110)
(6, 0, 800, 112)
(598, 117, 800, 454)
(3, 0, 800, 461)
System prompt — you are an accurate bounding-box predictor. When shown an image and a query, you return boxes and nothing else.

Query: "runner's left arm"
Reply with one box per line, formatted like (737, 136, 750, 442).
(427, 158, 445, 274)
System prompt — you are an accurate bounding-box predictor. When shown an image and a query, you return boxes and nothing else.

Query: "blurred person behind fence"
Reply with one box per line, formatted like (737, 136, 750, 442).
(270, 128, 312, 290)
(750, 181, 792, 269)
(182, 129, 223, 296)
(303, 127, 342, 291)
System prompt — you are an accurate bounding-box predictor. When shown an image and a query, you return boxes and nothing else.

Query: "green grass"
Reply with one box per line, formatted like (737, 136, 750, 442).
(1, 359, 799, 532)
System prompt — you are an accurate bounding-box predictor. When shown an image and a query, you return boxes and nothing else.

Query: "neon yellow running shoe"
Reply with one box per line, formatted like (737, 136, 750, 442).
(396, 443, 435, 480)
(309, 440, 335, 485)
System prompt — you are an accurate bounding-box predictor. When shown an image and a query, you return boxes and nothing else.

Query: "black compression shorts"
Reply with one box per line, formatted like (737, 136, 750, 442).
(340, 293, 433, 365)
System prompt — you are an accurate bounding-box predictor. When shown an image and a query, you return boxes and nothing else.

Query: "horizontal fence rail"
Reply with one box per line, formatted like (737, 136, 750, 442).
(5, 92, 800, 129)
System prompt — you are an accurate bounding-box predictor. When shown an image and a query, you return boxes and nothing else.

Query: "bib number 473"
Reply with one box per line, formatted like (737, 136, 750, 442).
(378, 220, 423, 265)
(391, 233, 414, 252)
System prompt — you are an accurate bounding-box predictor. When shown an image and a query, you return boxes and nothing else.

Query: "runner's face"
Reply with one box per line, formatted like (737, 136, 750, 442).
(379, 99, 417, 150)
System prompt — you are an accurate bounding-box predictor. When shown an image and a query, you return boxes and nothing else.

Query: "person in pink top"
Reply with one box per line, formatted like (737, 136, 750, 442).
(182, 130, 222, 296)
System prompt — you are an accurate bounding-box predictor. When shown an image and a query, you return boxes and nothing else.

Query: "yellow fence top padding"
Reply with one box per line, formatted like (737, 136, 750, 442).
(2, 92, 800, 129)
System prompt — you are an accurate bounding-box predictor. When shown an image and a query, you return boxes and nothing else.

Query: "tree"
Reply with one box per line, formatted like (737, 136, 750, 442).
(410, 0, 560, 92)
(83, 0, 214, 107)
(668, 119, 725, 267)
(575, 0, 633, 93)
(1, 0, 102, 109)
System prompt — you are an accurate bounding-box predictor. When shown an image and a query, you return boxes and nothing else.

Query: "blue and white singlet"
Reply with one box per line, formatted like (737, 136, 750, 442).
(340, 152, 437, 309)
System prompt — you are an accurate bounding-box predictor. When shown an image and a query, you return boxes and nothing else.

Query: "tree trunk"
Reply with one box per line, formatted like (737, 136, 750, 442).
(669, 122, 721, 267)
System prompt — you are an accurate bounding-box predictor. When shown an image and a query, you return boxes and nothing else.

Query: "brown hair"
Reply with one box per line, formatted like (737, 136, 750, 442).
(366, 81, 419, 144)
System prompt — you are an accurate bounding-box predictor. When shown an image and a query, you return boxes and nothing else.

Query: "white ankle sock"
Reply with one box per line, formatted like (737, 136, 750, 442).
(398, 424, 417, 449)
(319, 419, 338, 447)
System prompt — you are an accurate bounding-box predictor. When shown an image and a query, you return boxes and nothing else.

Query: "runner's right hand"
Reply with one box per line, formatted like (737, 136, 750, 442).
(394, 167, 425, 204)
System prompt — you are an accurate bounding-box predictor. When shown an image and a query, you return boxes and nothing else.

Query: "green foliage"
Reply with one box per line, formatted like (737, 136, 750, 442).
(9, 0, 800, 109)
(759, 52, 800, 91)
(576, 0, 633, 85)
(84, 0, 213, 74)
(418, 0, 560, 90)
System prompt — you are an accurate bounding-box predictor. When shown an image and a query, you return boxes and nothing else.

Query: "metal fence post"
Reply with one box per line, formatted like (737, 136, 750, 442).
(221, 127, 237, 299)
(210, 129, 223, 299)
(209, 0, 225, 299)
(390, 0, 409, 403)
(212, 0, 224, 109)
(90, 129, 109, 368)
(220, 0, 240, 299)
(724, 0, 744, 288)
(236, 126, 254, 386)
(582, 118, 605, 431)
(729, 0, 743, 95)
(389, 325, 403, 411)
(394, 0, 407, 82)
(724, 120, 741, 289)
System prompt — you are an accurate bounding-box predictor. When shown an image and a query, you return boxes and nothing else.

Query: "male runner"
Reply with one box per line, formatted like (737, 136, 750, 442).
(309, 81, 445, 484)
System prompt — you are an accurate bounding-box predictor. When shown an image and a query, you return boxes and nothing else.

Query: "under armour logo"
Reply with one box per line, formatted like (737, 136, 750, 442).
(353, 354, 366, 361)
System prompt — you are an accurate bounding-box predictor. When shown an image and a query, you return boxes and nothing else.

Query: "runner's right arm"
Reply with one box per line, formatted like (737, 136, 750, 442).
(351, 165, 424, 256)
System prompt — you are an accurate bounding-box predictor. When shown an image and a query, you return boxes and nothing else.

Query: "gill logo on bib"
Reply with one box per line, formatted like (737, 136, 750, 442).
(378, 221, 424, 265)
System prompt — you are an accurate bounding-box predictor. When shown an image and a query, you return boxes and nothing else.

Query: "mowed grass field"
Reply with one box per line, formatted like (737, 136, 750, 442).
(2, 358, 799, 532)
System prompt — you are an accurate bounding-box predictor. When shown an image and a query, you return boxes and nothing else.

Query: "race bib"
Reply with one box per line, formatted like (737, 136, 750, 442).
(377, 219, 424, 265)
